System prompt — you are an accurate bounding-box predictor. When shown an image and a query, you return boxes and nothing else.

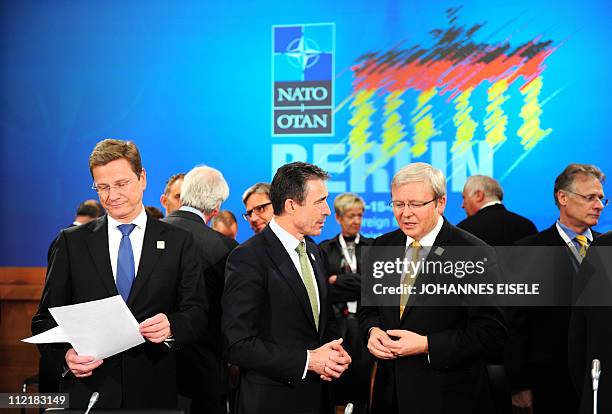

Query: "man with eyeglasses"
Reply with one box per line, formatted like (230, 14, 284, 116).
(358, 162, 505, 414)
(506, 163, 607, 414)
(32, 139, 207, 409)
(242, 182, 274, 234)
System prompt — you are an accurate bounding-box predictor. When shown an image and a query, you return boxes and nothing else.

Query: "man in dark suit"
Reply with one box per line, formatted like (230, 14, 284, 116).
(458, 175, 537, 414)
(32, 139, 207, 409)
(164, 165, 238, 414)
(359, 162, 506, 414)
(505, 163, 606, 414)
(222, 162, 351, 414)
(458, 175, 537, 245)
(319, 192, 373, 413)
(569, 231, 612, 414)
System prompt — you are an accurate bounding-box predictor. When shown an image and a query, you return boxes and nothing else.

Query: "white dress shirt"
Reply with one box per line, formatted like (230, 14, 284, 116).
(107, 207, 147, 282)
(268, 218, 321, 379)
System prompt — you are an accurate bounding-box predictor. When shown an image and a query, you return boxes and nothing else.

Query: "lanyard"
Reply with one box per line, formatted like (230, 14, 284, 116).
(338, 234, 359, 273)
(555, 222, 585, 264)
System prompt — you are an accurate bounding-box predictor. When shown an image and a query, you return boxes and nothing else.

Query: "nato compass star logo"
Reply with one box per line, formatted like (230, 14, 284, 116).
(284, 36, 322, 71)
(272, 23, 335, 136)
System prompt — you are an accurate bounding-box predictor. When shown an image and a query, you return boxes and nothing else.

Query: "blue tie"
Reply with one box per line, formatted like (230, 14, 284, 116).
(116, 224, 136, 302)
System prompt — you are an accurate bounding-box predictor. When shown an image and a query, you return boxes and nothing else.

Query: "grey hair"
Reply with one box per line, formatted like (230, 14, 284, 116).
(242, 182, 271, 204)
(554, 163, 605, 208)
(180, 166, 229, 215)
(464, 175, 503, 202)
(334, 193, 365, 216)
(391, 162, 446, 198)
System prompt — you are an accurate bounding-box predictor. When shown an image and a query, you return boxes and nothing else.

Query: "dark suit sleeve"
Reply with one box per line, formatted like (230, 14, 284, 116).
(32, 230, 72, 364)
(320, 242, 361, 303)
(222, 246, 306, 383)
(504, 307, 532, 392)
(166, 231, 208, 347)
(328, 273, 361, 303)
(568, 307, 587, 394)
(427, 257, 507, 369)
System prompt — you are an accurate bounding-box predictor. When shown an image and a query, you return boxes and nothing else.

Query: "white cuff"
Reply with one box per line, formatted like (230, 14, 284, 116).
(302, 350, 310, 379)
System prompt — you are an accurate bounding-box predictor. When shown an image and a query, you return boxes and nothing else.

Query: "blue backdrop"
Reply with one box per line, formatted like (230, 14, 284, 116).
(1, 0, 611, 266)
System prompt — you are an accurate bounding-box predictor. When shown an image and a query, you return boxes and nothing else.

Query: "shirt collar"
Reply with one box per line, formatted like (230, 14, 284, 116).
(556, 220, 593, 242)
(269, 217, 301, 252)
(179, 205, 207, 223)
(480, 200, 502, 210)
(107, 206, 147, 230)
(405, 215, 444, 248)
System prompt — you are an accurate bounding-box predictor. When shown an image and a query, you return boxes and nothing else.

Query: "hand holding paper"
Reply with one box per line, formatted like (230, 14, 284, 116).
(139, 313, 172, 343)
(23, 296, 145, 361)
(65, 348, 103, 378)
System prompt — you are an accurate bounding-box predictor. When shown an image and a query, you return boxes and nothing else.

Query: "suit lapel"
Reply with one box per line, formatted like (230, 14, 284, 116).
(401, 218, 453, 321)
(86, 216, 118, 297)
(263, 227, 319, 332)
(377, 230, 407, 327)
(128, 216, 165, 305)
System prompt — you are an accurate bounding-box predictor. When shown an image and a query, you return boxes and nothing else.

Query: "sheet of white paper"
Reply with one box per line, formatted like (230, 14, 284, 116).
(22, 326, 68, 344)
(41, 295, 145, 360)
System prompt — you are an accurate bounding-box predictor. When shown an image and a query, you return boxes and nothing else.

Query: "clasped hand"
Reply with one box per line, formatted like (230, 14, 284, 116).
(367, 327, 428, 359)
(308, 338, 352, 381)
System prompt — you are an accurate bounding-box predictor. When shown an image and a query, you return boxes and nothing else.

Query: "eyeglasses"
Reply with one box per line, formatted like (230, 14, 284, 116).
(389, 197, 438, 211)
(564, 190, 609, 207)
(243, 202, 272, 220)
(92, 179, 136, 196)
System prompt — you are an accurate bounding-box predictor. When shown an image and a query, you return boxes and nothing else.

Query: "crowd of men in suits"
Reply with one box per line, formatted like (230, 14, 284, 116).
(33, 138, 611, 414)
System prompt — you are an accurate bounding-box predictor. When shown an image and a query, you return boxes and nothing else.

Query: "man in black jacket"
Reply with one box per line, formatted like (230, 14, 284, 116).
(164, 166, 238, 414)
(32, 139, 207, 409)
(569, 231, 612, 414)
(458, 175, 537, 246)
(222, 162, 351, 414)
(359, 162, 506, 414)
(505, 163, 606, 414)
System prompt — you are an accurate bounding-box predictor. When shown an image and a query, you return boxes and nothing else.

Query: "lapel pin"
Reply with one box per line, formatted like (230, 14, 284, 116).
(434, 247, 444, 256)
(310, 253, 316, 261)
(157, 241, 165, 250)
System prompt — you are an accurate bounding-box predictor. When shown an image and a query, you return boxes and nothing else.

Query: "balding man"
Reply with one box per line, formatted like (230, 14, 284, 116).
(458, 175, 537, 245)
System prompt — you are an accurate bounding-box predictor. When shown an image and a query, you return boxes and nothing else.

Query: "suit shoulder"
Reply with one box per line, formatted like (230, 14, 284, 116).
(456, 214, 477, 230)
(212, 227, 239, 249)
(516, 224, 558, 246)
(594, 231, 612, 246)
(318, 237, 336, 249)
(374, 229, 405, 246)
(60, 217, 102, 240)
(505, 210, 537, 228)
(360, 235, 375, 245)
(153, 217, 195, 240)
(448, 224, 489, 246)
(228, 231, 266, 260)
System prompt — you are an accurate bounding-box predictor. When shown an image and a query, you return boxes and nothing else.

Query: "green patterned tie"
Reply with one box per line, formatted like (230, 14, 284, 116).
(295, 242, 319, 330)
